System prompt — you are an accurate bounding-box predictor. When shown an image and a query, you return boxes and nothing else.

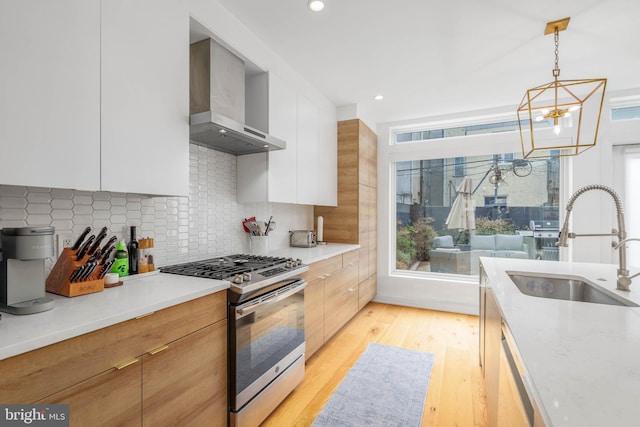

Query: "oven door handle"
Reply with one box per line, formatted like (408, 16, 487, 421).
(236, 280, 307, 318)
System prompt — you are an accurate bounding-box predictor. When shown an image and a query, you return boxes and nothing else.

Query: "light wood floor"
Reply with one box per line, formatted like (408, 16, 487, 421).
(262, 302, 489, 427)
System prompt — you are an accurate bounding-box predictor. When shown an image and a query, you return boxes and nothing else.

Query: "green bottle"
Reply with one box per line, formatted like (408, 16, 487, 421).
(111, 240, 129, 277)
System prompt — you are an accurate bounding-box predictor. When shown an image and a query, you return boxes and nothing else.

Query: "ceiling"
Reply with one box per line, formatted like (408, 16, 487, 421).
(215, 0, 640, 127)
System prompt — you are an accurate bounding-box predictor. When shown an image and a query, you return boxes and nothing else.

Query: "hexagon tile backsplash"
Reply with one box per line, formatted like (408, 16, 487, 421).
(0, 145, 313, 268)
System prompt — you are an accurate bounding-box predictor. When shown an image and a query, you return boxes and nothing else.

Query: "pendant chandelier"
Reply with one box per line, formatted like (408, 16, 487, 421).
(517, 17, 607, 159)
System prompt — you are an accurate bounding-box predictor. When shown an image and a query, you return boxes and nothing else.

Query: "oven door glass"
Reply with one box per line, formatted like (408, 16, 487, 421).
(232, 280, 306, 409)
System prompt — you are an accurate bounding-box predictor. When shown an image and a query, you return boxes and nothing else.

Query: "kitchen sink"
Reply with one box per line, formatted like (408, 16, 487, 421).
(507, 272, 639, 307)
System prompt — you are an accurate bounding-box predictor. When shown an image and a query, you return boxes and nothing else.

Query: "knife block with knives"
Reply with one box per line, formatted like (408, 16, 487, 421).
(46, 227, 116, 297)
(46, 248, 105, 297)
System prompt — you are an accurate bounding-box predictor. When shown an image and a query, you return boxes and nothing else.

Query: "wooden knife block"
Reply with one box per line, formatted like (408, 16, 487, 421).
(46, 248, 105, 297)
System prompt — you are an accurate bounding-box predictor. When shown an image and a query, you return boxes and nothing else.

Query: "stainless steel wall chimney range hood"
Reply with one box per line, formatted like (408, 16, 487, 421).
(189, 38, 285, 155)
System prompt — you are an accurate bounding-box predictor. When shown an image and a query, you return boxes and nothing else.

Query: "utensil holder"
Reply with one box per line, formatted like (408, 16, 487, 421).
(249, 235, 270, 256)
(46, 248, 104, 297)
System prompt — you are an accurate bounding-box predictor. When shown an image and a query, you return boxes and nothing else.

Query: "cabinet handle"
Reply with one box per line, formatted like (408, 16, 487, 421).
(114, 358, 139, 370)
(347, 288, 356, 293)
(148, 344, 169, 355)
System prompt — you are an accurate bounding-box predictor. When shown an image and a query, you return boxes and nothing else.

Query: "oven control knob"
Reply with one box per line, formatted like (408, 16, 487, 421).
(243, 273, 252, 281)
(296, 258, 302, 266)
(232, 275, 244, 284)
(285, 261, 293, 268)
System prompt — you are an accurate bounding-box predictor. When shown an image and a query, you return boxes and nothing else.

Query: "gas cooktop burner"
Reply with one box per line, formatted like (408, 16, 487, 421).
(160, 254, 308, 294)
(161, 255, 288, 279)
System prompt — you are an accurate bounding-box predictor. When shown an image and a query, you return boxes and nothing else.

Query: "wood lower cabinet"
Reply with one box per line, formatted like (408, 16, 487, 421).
(37, 359, 142, 426)
(2, 291, 227, 426)
(323, 255, 359, 341)
(302, 254, 342, 359)
(484, 286, 502, 427)
(481, 266, 542, 427)
(302, 250, 360, 359)
(497, 341, 530, 427)
(143, 320, 227, 427)
(303, 278, 326, 359)
(358, 275, 377, 310)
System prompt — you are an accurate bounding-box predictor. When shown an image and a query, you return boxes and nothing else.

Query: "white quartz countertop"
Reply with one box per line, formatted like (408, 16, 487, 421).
(0, 272, 229, 361)
(0, 244, 356, 362)
(268, 243, 360, 264)
(481, 257, 640, 427)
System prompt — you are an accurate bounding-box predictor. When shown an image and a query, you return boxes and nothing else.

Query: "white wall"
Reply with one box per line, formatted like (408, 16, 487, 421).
(374, 90, 640, 315)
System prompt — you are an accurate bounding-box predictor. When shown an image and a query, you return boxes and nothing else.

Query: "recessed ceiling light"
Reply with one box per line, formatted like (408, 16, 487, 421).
(374, 95, 384, 101)
(307, 0, 325, 12)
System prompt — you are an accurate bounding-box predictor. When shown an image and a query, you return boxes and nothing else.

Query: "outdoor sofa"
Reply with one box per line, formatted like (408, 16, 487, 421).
(430, 234, 530, 275)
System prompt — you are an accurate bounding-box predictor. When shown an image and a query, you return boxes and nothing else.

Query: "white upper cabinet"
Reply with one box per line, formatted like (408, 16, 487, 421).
(296, 94, 319, 205)
(0, 0, 101, 191)
(238, 72, 298, 204)
(100, 0, 189, 196)
(316, 105, 338, 206)
(0, 0, 189, 196)
(266, 72, 299, 203)
(237, 72, 337, 206)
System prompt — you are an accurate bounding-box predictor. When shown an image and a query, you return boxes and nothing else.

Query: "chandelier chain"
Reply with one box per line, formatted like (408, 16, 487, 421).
(553, 27, 560, 77)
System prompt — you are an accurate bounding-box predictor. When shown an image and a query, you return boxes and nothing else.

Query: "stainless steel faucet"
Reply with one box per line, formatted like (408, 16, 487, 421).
(556, 184, 631, 290)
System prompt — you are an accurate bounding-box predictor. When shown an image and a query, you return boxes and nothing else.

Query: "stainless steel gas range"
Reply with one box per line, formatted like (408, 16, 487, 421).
(161, 254, 308, 427)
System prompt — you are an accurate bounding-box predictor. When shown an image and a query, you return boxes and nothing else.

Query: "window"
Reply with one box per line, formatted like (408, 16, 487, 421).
(453, 157, 465, 177)
(396, 129, 444, 142)
(484, 196, 507, 206)
(613, 144, 640, 268)
(612, 106, 640, 121)
(610, 95, 640, 121)
(494, 153, 514, 165)
(394, 118, 551, 144)
(395, 152, 561, 276)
